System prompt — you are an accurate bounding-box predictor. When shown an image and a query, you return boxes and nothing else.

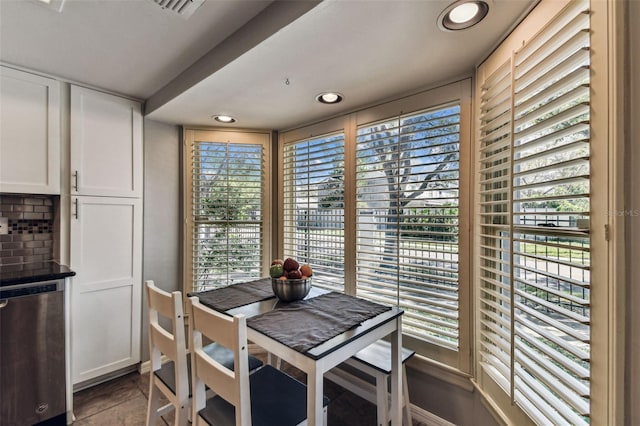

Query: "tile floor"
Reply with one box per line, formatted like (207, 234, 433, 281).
(72, 355, 426, 426)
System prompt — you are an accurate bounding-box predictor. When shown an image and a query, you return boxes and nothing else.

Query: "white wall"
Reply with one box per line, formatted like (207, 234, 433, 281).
(141, 118, 181, 361)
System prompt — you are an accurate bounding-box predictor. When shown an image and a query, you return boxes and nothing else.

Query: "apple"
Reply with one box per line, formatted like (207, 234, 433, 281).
(283, 257, 300, 272)
(271, 259, 284, 266)
(269, 264, 284, 278)
(287, 269, 302, 279)
(300, 264, 313, 277)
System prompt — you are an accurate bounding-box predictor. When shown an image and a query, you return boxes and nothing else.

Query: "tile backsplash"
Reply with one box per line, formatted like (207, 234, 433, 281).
(0, 194, 57, 265)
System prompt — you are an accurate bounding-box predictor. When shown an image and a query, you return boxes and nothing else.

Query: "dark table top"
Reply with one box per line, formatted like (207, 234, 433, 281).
(0, 261, 75, 287)
(226, 286, 403, 360)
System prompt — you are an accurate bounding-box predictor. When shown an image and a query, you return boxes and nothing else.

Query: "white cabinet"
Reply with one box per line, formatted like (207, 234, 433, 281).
(70, 196, 142, 384)
(69, 85, 143, 386)
(0, 66, 60, 194)
(70, 85, 142, 198)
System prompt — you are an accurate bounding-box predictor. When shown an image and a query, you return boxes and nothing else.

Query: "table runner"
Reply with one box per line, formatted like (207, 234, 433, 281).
(189, 278, 274, 312)
(246, 292, 391, 353)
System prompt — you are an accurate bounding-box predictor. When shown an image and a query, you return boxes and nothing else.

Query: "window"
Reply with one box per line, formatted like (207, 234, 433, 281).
(355, 106, 462, 352)
(282, 132, 346, 292)
(477, 1, 592, 423)
(184, 129, 271, 293)
(279, 82, 471, 369)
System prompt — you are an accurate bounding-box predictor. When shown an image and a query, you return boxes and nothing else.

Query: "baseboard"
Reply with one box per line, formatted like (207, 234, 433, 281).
(139, 359, 151, 374)
(138, 355, 169, 375)
(410, 404, 457, 426)
(73, 365, 139, 392)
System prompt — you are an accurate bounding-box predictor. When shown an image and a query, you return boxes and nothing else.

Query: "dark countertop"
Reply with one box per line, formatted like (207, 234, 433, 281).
(0, 261, 75, 287)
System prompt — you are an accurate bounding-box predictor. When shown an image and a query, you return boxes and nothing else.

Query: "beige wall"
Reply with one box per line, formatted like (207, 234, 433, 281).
(626, 1, 640, 423)
(407, 367, 498, 426)
(141, 118, 181, 362)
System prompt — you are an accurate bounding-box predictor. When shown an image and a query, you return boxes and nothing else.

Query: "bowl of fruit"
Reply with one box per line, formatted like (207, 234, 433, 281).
(269, 257, 313, 302)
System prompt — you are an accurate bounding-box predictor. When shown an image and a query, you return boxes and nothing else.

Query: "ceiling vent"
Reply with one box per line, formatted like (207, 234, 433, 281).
(32, 0, 65, 12)
(151, 0, 206, 19)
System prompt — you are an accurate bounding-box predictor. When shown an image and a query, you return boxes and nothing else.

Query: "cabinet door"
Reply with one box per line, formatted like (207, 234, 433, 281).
(0, 66, 60, 194)
(70, 86, 142, 197)
(70, 196, 142, 384)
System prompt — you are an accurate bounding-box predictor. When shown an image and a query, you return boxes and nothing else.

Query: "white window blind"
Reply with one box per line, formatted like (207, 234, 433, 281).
(282, 132, 346, 292)
(356, 105, 461, 350)
(478, 56, 513, 390)
(478, 1, 591, 424)
(191, 141, 264, 291)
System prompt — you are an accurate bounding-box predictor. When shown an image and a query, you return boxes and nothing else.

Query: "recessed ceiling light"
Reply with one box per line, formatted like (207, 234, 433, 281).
(316, 92, 344, 104)
(213, 115, 236, 123)
(449, 3, 479, 23)
(438, 1, 489, 31)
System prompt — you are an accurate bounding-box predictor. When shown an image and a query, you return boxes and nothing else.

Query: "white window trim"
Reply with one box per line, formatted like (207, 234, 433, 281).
(182, 127, 273, 296)
(281, 130, 347, 293)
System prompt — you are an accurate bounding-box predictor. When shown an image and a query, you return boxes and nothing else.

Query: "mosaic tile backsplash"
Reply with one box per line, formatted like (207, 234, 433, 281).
(0, 194, 56, 265)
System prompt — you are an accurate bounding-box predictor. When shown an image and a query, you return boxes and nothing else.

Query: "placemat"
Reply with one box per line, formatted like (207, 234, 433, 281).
(190, 278, 274, 312)
(246, 292, 391, 353)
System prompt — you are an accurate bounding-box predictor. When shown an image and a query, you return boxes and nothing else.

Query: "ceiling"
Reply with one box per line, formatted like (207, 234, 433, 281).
(0, 0, 536, 131)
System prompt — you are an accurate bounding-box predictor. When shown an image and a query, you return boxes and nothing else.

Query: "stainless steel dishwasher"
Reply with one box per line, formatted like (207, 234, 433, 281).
(1, 279, 66, 426)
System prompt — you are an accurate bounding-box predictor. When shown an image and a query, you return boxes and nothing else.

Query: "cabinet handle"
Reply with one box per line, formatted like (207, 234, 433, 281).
(0, 300, 7, 309)
(73, 198, 79, 220)
(72, 171, 79, 192)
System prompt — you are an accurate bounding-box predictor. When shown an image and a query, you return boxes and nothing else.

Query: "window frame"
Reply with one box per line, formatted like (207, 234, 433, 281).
(182, 127, 273, 296)
(281, 130, 347, 293)
(473, 0, 624, 424)
(278, 81, 473, 373)
(354, 102, 467, 364)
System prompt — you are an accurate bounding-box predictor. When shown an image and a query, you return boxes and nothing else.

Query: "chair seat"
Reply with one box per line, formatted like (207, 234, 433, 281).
(198, 365, 330, 426)
(349, 340, 415, 374)
(155, 342, 263, 395)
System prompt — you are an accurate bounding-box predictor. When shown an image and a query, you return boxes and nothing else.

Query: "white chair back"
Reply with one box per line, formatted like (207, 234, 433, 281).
(145, 280, 190, 426)
(189, 296, 251, 426)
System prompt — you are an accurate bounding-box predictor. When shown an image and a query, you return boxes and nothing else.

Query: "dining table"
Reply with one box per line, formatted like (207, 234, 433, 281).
(190, 277, 404, 426)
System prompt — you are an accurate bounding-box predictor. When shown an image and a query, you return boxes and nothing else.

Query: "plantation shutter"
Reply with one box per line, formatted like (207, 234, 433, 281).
(478, 1, 591, 424)
(355, 105, 461, 350)
(191, 140, 265, 291)
(282, 132, 346, 292)
(477, 56, 513, 389)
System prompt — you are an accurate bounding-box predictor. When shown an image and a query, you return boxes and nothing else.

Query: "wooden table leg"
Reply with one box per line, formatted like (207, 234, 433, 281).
(307, 366, 324, 426)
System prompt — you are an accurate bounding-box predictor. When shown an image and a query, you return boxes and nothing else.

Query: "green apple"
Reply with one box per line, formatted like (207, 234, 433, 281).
(269, 264, 284, 278)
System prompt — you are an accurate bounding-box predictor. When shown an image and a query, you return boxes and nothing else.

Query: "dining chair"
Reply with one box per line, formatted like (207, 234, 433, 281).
(146, 280, 190, 426)
(188, 295, 329, 426)
(145, 281, 263, 426)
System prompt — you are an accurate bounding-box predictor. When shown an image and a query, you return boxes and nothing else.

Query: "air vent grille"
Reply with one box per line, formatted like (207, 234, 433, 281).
(151, 0, 205, 19)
